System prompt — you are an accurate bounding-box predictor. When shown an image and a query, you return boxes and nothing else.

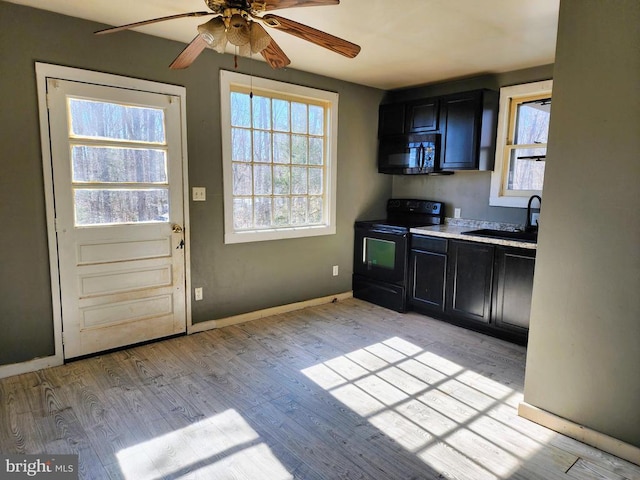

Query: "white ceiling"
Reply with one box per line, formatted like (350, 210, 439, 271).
(6, 0, 560, 90)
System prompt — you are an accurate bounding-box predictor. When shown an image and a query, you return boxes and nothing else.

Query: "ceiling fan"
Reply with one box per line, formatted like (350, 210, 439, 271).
(95, 0, 361, 70)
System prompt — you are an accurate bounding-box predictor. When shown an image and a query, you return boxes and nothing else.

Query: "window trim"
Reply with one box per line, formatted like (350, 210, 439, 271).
(489, 79, 552, 208)
(220, 70, 338, 244)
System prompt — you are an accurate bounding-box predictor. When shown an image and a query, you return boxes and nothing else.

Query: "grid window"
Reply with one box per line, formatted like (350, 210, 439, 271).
(221, 71, 337, 244)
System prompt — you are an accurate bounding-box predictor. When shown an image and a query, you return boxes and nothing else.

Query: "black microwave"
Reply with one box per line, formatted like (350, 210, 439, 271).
(378, 133, 451, 175)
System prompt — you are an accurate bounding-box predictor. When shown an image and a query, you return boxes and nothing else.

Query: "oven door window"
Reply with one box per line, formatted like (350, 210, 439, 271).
(364, 237, 396, 269)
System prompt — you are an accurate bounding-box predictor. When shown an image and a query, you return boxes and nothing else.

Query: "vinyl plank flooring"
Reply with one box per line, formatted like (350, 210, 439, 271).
(0, 298, 638, 480)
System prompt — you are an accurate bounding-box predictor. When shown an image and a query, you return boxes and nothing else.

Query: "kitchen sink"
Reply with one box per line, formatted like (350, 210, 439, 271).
(462, 228, 538, 243)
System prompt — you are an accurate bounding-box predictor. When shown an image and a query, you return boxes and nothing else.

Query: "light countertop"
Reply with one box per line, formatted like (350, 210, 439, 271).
(410, 224, 537, 250)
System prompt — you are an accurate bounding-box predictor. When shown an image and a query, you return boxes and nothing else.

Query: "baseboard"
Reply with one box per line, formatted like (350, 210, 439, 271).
(0, 354, 63, 380)
(518, 402, 640, 465)
(188, 291, 353, 333)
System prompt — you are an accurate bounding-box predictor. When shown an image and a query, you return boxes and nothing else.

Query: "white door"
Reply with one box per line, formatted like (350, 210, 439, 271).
(46, 78, 187, 359)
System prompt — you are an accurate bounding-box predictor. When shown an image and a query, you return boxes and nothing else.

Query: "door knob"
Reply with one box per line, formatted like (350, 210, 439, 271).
(172, 224, 184, 233)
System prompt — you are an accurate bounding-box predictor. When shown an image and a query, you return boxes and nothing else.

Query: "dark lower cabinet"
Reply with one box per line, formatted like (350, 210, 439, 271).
(446, 240, 494, 324)
(410, 235, 448, 313)
(492, 246, 536, 334)
(409, 235, 535, 345)
(410, 250, 447, 312)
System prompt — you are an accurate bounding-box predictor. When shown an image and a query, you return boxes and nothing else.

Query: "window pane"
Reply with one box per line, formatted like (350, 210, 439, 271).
(252, 95, 271, 130)
(232, 163, 252, 195)
(74, 188, 168, 226)
(72, 146, 167, 183)
(273, 197, 290, 226)
(231, 92, 251, 127)
(233, 198, 253, 230)
(273, 99, 290, 132)
(514, 98, 551, 145)
(254, 197, 272, 228)
(273, 166, 290, 195)
(309, 196, 323, 224)
(291, 197, 307, 225)
(309, 137, 323, 165)
(309, 105, 324, 135)
(292, 135, 308, 165)
(508, 148, 546, 191)
(253, 131, 272, 163)
(254, 165, 272, 195)
(291, 102, 308, 134)
(309, 168, 323, 195)
(69, 99, 165, 143)
(273, 133, 290, 164)
(232, 128, 252, 162)
(291, 167, 308, 194)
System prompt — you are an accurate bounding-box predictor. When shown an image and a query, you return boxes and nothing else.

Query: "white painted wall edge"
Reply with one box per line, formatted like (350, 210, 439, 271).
(188, 291, 354, 333)
(518, 402, 640, 466)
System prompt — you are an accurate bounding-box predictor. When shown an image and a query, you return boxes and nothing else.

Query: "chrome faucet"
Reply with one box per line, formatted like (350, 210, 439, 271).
(525, 195, 542, 232)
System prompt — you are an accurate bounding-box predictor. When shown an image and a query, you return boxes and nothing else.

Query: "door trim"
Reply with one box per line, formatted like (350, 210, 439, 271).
(35, 63, 191, 365)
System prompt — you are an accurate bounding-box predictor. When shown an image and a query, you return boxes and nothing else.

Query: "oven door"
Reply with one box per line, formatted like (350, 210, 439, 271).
(353, 226, 408, 285)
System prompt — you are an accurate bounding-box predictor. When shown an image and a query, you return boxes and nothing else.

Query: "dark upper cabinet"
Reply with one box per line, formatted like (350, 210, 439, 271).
(492, 246, 536, 334)
(446, 240, 494, 324)
(439, 89, 499, 170)
(378, 103, 406, 137)
(406, 98, 439, 133)
(378, 89, 498, 171)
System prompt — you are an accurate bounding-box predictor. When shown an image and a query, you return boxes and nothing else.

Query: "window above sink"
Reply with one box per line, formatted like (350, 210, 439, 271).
(490, 80, 553, 208)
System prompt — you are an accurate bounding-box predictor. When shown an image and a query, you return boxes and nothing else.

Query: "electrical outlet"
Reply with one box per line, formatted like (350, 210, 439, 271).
(192, 187, 206, 202)
(454, 208, 462, 219)
(194, 287, 203, 301)
(332, 265, 339, 276)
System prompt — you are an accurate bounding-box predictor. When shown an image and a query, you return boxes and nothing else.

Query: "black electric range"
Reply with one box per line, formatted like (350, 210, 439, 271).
(353, 199, 445, 312)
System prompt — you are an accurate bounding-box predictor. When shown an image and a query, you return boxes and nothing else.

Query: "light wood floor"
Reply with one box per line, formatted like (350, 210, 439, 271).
(1, 298, 638, 479)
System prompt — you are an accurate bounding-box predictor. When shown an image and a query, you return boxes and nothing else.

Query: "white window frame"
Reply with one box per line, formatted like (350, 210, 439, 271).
(220, 70, 338, 244)
(490, 79, 553, 208)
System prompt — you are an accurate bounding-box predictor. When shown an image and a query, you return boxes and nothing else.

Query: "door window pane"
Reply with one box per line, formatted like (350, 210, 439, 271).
(72, 146, 167, 183)
(74, 189, 169, 226)
(69, 99, 165, 143)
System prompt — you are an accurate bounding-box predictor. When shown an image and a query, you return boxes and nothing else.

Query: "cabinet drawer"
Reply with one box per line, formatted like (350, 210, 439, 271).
(411, 235, 448, 254)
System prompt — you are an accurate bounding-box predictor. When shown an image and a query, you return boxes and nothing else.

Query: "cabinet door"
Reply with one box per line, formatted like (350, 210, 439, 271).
(446, 240, 494, 323)
(378, 103, 405, 137)
(410, 250, 447, 311)
(493, 247, 536, 333)
(406, 98, 439, 133)
(440, 91, 481, 170)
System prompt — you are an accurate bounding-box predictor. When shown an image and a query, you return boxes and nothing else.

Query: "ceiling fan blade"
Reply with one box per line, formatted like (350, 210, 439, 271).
(252, 0, 339, 12)
(169, 35, 208, 69)
(95, 12, 213, 35)
(260, 38, 291, 69)
(262, 14, 360, 58)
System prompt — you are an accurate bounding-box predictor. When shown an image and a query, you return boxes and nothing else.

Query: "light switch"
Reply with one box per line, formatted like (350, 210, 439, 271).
(192, 187, 206, 201)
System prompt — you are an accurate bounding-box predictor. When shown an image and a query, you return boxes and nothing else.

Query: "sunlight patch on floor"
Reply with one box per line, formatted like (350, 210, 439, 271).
(301, 336, 555, 479)
(116, 409, 292, 480)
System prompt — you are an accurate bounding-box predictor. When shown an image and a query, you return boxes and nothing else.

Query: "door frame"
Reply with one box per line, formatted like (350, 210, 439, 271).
(35, 62, 192, 367)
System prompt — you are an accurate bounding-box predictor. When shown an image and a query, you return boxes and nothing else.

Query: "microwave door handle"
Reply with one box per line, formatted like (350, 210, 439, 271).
(419, 144, 425, 170)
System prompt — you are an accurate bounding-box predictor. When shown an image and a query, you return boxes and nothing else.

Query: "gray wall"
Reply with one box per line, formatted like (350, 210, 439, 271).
(524, 0, 640, 447)
(0, 2, 388, 366)
(388, 65, 554, 223)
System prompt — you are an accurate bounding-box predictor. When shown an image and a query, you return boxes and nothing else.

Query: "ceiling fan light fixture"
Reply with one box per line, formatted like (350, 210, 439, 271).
(249, 22, 271, 54)
(226, 14, 250, 46)
(197, 17, 227, 52)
